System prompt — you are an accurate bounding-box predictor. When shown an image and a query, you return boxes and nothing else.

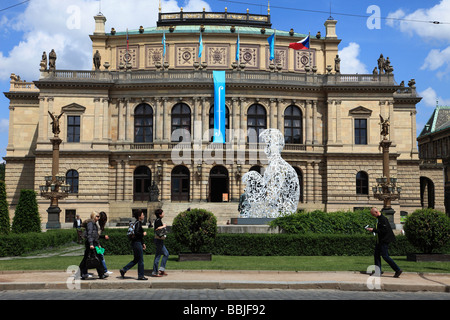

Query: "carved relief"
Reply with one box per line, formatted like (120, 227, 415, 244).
(238, 45, 259, 69)
(146, 45, 165, 68)
(176, 45, 196, 67)
(117, 46, 138, 69)
(294, 49, 316, 72)
(206, 45, 229, 68)
(266, 48, 288, 69)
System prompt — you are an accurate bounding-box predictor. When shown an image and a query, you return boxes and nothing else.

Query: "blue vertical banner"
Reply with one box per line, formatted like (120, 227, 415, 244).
(267, 31, 275, 61)
(213, 71, 226, 143)
(198, 32, 203, 58)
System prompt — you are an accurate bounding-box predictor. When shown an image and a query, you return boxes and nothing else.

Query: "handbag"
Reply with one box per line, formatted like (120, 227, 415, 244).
(86, 249, 101, 269)
(155, 227, 168, 238)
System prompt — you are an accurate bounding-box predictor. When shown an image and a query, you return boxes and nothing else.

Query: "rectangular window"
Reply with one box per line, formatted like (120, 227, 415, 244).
(355, 119, 367, 145)
(67, 116, 80, 143)
(65, 209, 76, 223)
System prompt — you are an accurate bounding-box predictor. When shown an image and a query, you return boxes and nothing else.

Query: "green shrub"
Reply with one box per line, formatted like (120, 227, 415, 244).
(403, 208, 450, 254)
(269, 209, 376, 234)
(0, 229, 76, 257)
(0, 181, 10, 235)
(171, 208, 217, 253)
(11, 190, 41, 234)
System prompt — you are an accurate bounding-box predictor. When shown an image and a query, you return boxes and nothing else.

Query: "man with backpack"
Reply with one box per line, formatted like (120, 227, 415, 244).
(120, 209, 148, 280)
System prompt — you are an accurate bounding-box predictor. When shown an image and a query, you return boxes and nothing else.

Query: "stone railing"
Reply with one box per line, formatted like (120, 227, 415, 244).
(40, 69, 397, 87)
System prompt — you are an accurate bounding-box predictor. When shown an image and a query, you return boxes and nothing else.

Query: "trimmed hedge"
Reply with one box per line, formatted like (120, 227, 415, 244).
(269, 209, 377, 234)
(0, 229, 77, 257)
(99, 228, 431, 256)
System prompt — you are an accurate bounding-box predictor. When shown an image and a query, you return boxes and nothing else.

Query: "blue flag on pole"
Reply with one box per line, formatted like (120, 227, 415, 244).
(213, 71, 226, 143)
(267, 32, 275, 61)
(198, 32, 203, 58)
(236, 32, 240, 61)
(162, 32, 166, 57)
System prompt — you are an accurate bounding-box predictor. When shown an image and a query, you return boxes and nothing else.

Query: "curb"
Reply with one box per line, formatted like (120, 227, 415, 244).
(0, 280, 449, 292)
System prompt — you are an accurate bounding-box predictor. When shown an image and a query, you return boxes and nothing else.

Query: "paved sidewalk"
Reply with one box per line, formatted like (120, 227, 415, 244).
(0, 269, 449, 292)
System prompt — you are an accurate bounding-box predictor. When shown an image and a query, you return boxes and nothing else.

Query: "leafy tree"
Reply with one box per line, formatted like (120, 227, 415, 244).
(0, 181, 10, 235)
(12, 189, 41, 234)
(0, 163, 5, 182)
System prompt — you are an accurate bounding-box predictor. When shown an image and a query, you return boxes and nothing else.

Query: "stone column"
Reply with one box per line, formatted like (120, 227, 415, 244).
(125, 99, 131, 142)
(163, 98, 169, 142)
(306, 100, 312, 145)
(335, 100, 342, 144)
(38, 97, 47, 143)
(94, 98, 101, 141)
(102, 98, 109, 141)
(411, 110, 418, 155)
(327, 99, 335, 144)
(118, 99, 125, 141)
(312, 100, 318, 144)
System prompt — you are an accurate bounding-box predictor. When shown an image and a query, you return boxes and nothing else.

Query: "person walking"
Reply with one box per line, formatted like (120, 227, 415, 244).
(73, 214, 83, 244)
(120, 210, 148, 280)
(78, 211, 106, 280)
(152, 209, 169, 277)
(367, 207, 403, 278)
(97, 211, 112, 275)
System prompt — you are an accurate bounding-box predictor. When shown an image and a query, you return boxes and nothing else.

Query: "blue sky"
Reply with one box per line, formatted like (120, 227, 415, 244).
(1, 0, 450, 162)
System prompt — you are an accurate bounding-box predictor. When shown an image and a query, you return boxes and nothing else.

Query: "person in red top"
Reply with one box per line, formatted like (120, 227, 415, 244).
(367, 207, 402, 278)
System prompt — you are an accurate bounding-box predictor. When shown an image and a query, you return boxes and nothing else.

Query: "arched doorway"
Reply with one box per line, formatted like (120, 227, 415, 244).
(209, 165, 229, 202)
(420, 177, 435, 209)
(171, 165, 190, 201)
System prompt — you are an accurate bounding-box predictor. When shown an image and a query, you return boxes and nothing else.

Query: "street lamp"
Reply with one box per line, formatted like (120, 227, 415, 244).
(372, 114, 400, 228)
(39, 111, 70, 229)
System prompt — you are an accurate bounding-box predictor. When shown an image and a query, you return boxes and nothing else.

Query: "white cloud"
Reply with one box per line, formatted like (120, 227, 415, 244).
(338, 42, 368, 74)
(0, 119, 8, 133)
(386, 0, 450, 42)
(419, 87, 450, 107)
(0, 0, 211, 81)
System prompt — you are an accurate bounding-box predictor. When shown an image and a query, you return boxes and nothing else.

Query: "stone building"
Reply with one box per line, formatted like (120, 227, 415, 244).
(417, 105, 449, 215)
(4, 8, 441, 227)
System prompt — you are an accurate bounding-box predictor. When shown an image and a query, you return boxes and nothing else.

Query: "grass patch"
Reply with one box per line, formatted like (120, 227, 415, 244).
(1, 254, 449, 274)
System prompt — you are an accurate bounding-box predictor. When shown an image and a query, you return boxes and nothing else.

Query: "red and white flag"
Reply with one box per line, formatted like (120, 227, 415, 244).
(289, 35, 310, 50)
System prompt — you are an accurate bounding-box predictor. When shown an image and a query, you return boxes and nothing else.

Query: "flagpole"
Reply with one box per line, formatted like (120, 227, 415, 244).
(308, 31, 311, 70)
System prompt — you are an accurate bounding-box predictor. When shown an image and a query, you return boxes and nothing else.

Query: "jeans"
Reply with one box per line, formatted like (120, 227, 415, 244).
(153, 238, 169, 274)
(374, 242, 400, 273)
(123, 241, 144, 278)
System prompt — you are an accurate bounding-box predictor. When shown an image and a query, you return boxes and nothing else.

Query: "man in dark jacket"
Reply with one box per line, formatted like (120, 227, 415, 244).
(367, 207, 402, 278)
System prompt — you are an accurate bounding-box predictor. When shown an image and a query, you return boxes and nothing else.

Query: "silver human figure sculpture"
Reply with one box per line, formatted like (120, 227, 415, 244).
(242, 129, 300, 218)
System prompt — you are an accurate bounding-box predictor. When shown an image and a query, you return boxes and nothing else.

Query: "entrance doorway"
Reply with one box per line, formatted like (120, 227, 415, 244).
(171, 165, 190, 201)
(209, 165, 229, 202)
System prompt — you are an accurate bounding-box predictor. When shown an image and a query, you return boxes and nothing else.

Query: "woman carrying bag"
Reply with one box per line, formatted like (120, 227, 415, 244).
(78, 211, 107, 280)
(152, 209, 169, 277)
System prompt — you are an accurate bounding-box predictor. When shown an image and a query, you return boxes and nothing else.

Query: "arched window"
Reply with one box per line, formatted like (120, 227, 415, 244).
(294, 167, 304, 203)
(209, 105, 230, 142)
(171, 103, 191, 142)
(247, 104, 267, 143)
(356, 171, 369, 195)
(134, 103, 153, 143)
(66, 170, 79, 194)
(134, 166, 151, 201)
(284, 105, 303, 144)
(171, 165, 190, 201)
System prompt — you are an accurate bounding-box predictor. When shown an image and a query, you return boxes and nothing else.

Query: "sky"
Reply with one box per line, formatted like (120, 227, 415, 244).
(1, 0, 450, 162)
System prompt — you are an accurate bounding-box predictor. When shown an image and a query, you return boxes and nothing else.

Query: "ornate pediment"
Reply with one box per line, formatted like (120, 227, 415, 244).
(61, 103, 86, 113)
(349, 106, 372, 116)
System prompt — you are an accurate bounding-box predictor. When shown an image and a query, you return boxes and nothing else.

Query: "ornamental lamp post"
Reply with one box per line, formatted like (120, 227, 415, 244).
(372, 114, 402, 228)
(39, 111, 70, 229)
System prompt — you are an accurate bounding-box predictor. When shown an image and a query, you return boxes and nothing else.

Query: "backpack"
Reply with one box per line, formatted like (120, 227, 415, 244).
(127, 220, 139, 240)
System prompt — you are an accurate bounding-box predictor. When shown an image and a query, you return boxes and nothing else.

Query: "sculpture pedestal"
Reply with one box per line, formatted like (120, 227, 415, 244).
(230, 217, 275, 225)
(46, 206, 61, 229)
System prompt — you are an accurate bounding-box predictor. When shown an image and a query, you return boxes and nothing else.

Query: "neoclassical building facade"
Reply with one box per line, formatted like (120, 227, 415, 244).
(4, 8, 442, 227)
